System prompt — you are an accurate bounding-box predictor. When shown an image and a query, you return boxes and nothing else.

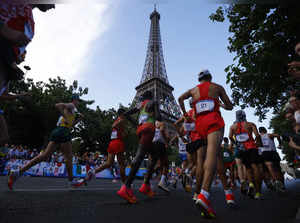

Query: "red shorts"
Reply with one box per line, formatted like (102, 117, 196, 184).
(195, 112, 225, 138)
(136, 123, 155, 147)
(224, 161, 235, 169)
(107, 139, 125, 154)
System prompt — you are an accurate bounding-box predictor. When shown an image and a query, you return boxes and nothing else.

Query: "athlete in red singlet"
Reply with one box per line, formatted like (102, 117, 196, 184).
(81, 108, 127, 185)
(178, 69, 233, 218)
(229, 110, 263, 199)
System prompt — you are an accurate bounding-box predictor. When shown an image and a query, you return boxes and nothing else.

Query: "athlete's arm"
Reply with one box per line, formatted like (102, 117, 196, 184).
(218, 86, 233, 110)
(269, 133, 282, 146)
(251, 123, 262, 147)
(289, 138, 300, 150)
(0, 89, 28, 101)
(123, 106, 139, 126)
(229, 125, 235, 145)
(169, 135, 178, 146)
(112, 117, 123, 129)
(178, 89, 192, 116)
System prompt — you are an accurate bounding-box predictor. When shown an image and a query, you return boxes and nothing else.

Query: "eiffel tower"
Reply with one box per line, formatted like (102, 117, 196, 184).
(133, 7, 181, 127)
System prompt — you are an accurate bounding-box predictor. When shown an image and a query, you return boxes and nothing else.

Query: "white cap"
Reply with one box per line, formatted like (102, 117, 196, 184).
(198, 69, 211, 79)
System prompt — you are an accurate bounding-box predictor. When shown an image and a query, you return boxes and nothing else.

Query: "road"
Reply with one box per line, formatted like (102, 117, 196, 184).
(0, 176, 299, 223)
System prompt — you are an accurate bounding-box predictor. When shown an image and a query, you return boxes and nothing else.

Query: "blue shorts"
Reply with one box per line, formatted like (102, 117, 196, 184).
(179, 153, 187, 161)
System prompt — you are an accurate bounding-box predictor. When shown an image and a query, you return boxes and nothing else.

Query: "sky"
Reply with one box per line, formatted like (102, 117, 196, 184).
(24, 0, 273, 138)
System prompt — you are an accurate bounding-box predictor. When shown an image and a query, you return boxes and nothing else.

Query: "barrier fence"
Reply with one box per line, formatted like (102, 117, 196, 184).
(1, 159, 147, 179)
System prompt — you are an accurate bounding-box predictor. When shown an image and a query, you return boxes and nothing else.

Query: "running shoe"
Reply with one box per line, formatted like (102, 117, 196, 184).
(225, 193, 236, 207)
(240, 181, 248, 195)
(117, 185, 137, 204)
(193, 193, 198, 202)
(85, 169, 95, 182)
(185, 184, 192, 193)
(158, 180, 170, 193)
(247, 184, 255, 199)
(139, 183, 155, 197)
(254, 192, 262, 200)
(274, 180, 285, 193)
(8, 169, 20, 190)
(69, 178, 85, 188)
(195, 193, 216, 219)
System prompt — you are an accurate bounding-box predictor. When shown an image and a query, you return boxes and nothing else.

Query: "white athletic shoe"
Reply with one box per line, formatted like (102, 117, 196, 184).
(158, 180, 170, 192)
(68, 178, 85, 189)
(193, 193, 198, 202)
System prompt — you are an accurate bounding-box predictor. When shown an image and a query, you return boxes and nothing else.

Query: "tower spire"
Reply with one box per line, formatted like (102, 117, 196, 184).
(133, 8, 182, 122)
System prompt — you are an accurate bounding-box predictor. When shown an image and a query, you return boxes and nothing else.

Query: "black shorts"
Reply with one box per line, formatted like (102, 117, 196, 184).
(262, 151, 281, 163)
(186, 139, 206, 154)
(151, 141, 167, 158)
(241, 149, 261, 168)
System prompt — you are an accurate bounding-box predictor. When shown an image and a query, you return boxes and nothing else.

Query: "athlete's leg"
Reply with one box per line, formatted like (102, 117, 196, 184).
(250, 163, 261, 194)
(117, 153, 126, 183)
(20, 141, 57, 174)
(0, 115, 9, 146)
(94, 153, 115, 174)
(201, 130, 223, 192)
(144, 151, 160, 184)
(235, 158, 246, 182)
(125, 144, 147, 187)
(195, 146, 206, 194)
(265, 161, 280, 181)
(217, 155, 230, 190)
(60, 142, 74, 181)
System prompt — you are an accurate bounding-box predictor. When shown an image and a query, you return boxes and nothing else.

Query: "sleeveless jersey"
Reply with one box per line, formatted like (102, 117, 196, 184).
(235, 122, 257, 150)
(111, 117, 124, 140)
(193, 82, 220, 116)
(57, 106, 78, 129)
(260, 134, 276, 152)
(138, 100, 155, 125)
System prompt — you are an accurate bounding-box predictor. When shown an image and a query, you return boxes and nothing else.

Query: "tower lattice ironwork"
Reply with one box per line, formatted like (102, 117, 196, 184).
(133, 7, 181, 123)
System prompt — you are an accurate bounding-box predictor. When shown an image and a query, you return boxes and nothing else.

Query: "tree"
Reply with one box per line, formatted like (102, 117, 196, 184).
(210, 3, 300, 120)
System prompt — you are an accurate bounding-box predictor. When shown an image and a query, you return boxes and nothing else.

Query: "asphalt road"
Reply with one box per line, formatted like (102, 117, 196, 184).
(0, 176, 300, 223)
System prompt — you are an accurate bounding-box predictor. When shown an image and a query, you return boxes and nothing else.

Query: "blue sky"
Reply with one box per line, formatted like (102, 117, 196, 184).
(26, 0, 272, 137)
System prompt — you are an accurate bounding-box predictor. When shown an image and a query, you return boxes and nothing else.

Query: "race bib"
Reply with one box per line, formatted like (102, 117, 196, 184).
(195, 100, 215, 114)
(223, 152, 230, 158)
(111, 130, 118, 139)
(138, 114, 148, 124)
(236, 133, 249, 142)
(262, 138, 270, 148)
(258, 148, 263, 155)
(184, 122, 195, 132)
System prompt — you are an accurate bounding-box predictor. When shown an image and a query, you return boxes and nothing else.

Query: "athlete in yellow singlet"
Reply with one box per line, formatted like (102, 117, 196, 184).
(8, 94, 84, 190)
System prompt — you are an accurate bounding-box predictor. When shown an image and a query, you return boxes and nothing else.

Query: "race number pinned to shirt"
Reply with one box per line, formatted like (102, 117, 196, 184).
(111, 130, 118, 139)
(223, 152, 230, 158)
(184, 122, 195, 132)
(195, 100, 215, 114)
(262, 138, 270, 148)
(236, 133, 249, 142)
(139, 114, 148, 125)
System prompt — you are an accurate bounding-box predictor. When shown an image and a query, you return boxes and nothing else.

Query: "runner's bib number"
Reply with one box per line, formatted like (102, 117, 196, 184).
(111, 130, 118, 139)
(223, 152, 230, 158)
(236, 133, 249, 142)
(184, 122, 195, 132)
(139, 114, 148, 125)
(195, 100, 215, 114)
(262, 138, 270, 148)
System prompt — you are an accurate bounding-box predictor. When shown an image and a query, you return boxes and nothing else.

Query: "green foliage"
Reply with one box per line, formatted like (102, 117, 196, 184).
(269, 112, 295, 162)
(210, 4, 300, 120)
(3, 77, 139, 156)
